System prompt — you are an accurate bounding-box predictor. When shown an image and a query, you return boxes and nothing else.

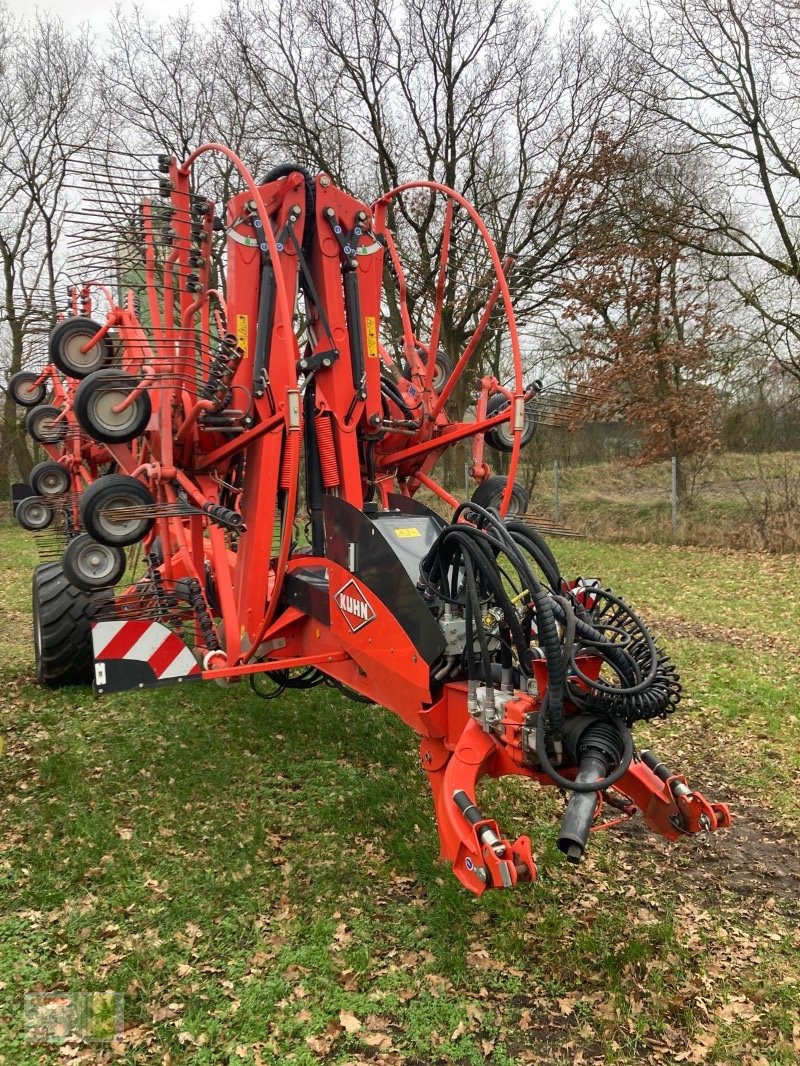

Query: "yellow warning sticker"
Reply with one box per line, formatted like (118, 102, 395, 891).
(394, 527, 421, 538)
(364, 315, 378, 358)
(236, 313, 249, 356)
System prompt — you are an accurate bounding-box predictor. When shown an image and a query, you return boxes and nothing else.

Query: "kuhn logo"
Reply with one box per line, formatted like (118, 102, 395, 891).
(334, 580, 376, 633)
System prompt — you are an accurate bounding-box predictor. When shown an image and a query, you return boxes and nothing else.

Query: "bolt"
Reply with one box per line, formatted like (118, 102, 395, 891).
(320, 175, 331, 187)
(474, 866, 487, 883)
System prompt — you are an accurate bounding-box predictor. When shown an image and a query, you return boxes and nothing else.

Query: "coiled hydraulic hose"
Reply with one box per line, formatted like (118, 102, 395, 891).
(507, 525, 681, 725)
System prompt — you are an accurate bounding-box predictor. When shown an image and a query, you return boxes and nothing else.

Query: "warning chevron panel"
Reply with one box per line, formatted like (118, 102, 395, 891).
(92, 620, 202, 694)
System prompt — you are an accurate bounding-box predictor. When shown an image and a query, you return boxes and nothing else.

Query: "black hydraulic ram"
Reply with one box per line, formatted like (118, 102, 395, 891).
(342, 269, 366, 396)
(453, 790, 507, 855)
(252, 227, 277, 398)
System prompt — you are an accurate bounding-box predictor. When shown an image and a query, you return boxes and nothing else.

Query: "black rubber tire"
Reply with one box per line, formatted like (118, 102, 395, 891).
(25, 405, 68, 444)
(79, 474, 155, 546)
(32, 561, 111, 687)
(431, 350, 452, 393)
(484, 393, 538, 453)
(470, 475, 529, 516)
(49, 316, 115, 379)
(7, 371, 47, 407)
(62, 534, 126, 591)
(29, 461, 71, 497)
(73, 369, 151, 444)
(16, 495, 55, 531)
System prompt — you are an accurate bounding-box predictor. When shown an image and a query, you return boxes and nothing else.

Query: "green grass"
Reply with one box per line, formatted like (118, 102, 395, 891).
(1, 524, 799, 1064)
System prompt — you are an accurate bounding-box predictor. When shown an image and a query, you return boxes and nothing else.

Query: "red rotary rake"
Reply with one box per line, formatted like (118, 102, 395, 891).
(9, 282, 127, 538)
(25, 147, 729, 894)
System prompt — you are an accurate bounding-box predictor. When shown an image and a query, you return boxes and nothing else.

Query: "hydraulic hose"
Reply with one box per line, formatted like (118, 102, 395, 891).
(535, 697, 634, 794)
(506, 520, 563, 592)
(258, 164, 316, 263)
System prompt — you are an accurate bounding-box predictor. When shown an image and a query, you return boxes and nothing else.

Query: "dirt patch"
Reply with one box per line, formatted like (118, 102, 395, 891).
(682, 805, 800, 907)
(619, 804, 800, 911)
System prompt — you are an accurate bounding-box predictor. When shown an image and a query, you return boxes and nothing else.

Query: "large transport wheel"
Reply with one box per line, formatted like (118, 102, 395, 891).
(7, 371, 47, 407)
(25, 405, 68, 444)
(49, 316, 115, 379)
(32, 562, 111, 687)
(29, 460, 71, 497)
(431, 350, 452, 393)
(471, 475, 529, 516)
(62, 533, 126, 591)
(73, 369, 151, 444)
(79, 474, 155, 546)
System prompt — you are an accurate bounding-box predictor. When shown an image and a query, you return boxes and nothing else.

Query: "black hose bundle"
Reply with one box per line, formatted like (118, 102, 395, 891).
(422, 507, 682, 793)
(250, 665, 325, 701)
(419, 503, 566, 728)
(564, 588, 681, 725)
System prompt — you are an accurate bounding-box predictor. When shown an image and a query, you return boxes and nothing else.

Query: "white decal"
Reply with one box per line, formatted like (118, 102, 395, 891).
(334, 580, 376, 633)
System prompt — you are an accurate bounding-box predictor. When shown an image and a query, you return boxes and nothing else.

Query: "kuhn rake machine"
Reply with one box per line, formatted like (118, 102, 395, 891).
(17, 147, 729, 893)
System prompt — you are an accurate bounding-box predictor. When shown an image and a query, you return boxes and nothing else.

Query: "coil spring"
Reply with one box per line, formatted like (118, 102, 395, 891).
(184, 577, 220, 651)
(279, 446, 294, 490)
(202, 335, 242, 412)
(571, 592, 681, 725)
(315, 412, 340, 488)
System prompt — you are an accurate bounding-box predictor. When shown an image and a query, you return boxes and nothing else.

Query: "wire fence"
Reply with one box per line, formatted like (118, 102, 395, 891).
(516, 451, 800, 551)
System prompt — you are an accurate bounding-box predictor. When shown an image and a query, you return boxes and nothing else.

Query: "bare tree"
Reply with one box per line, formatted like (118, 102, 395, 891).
(222, 0, 646, 469)
(547, 136, 736, 499)
(0, 6, 94, 488)
(612, 0, 800, 384)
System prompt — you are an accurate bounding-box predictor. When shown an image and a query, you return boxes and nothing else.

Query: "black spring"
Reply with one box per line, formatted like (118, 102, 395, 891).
(184, 577, 219, 651)
(201, 340, 242, 412)
(148, 552, 182, 628)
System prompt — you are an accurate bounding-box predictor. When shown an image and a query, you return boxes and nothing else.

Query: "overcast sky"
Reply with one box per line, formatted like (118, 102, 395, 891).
(4, 0, 225, 28)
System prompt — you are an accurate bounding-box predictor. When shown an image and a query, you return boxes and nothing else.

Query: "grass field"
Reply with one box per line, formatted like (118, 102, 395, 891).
(1, 524, 799, 1064)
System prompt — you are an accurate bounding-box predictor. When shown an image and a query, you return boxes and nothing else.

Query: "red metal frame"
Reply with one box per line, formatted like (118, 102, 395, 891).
(30, 148, 731, 895)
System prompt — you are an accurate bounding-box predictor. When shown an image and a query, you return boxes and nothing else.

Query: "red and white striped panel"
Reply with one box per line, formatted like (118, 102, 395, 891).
(92, 620, 201, 694)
